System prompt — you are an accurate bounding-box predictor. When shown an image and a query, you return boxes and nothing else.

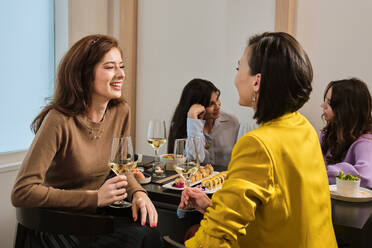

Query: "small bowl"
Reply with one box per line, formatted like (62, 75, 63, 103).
(136, 172, 151, 184)
(160, 154, 186, 170)
(336, 177, 360, 197)
(160, 154, 176, 171)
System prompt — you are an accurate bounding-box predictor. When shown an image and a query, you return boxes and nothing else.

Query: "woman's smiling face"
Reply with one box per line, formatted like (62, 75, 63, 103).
(91, 47, 125, 104)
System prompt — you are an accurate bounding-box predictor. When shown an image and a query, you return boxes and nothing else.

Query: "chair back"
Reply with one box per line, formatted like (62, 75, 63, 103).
(15, 207, 115, 248)
(163, 235, 185, 248)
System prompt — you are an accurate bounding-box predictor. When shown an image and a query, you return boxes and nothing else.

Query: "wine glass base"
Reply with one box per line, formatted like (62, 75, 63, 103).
(152, 173, 166, 178)
(109, 200, 132, 208)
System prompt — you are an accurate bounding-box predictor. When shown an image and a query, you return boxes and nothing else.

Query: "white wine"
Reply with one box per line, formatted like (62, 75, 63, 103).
(109, 161, 134, 175)
(174, 162, 198, 182)
(147, 138, 166, 150)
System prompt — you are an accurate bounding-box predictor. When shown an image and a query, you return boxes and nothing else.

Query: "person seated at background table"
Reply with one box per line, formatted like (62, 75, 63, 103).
(168, 78, 239, 167)
(320, 78, 372, 188)
(11, 34, 162, 248)
(179, 32, 337, 248)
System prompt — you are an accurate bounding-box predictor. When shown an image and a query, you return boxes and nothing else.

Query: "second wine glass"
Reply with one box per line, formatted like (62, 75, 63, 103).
(173, 137, 200, 188)
(147, 120, 167, 177)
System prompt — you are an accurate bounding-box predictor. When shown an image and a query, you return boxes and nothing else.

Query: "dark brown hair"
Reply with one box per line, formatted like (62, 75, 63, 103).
(31, 34, 124, 133)
(167, 79, 220, 153)
(248, 32, 313, 124)
(321, 78, 372, 164)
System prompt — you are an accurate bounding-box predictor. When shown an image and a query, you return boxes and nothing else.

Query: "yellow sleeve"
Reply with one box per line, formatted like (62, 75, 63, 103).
(186, 134, 275, 248)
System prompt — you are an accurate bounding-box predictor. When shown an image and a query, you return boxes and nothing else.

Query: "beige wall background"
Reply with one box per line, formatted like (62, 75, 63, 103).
(136, 0, 275, 155)
(295, 0, 372, 133)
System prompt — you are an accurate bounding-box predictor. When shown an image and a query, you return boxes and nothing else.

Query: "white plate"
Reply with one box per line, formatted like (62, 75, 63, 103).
(163, 171, 220, 191)
(202, 185, 222, 194)
(329, 185, 372, 202)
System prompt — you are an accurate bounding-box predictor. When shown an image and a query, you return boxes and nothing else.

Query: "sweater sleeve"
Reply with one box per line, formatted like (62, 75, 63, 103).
(185, 134, 275, 248)
(11, 111, 98, 212)
(186, 118, 207, 162)
(327, 139, 372, 188)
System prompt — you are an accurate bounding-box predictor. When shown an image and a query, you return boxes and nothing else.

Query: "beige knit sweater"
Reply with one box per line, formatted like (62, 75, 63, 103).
(11, 102, 145, 212)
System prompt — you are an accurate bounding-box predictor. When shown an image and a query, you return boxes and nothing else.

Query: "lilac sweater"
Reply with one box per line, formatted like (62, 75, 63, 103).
(321, 133, 372, 188)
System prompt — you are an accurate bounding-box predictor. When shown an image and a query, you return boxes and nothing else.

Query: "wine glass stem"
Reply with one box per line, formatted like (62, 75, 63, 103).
(154, 149, 159, 163)
(185, 178, 193, 209)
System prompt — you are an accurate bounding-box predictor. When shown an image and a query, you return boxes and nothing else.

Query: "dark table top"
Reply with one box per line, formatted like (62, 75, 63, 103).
(138, 155, 226, 206)
(138, 155, 372, 232)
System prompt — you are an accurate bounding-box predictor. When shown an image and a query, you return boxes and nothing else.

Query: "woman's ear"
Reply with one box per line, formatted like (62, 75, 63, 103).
(253, 73, 261, 93)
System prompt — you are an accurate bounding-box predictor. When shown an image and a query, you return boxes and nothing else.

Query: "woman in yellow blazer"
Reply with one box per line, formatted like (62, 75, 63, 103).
(179, 32, 337, 248)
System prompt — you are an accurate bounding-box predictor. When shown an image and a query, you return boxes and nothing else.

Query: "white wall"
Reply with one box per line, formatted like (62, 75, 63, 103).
(295, 0, 372, 133)
(136, 0, 275, 155)
(68, 0, 109, 45)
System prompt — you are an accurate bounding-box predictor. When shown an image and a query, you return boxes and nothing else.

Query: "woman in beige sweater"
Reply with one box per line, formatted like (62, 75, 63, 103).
(11, 34, 161, 247)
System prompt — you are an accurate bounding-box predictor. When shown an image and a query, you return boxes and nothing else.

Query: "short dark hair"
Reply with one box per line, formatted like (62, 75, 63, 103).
(167, 79, 220, 153)
(248, 32, 313, 124)
(321, 78, 372, 164)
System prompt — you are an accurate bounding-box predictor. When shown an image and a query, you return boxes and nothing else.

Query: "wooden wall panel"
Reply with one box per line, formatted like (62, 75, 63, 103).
(275, 0, 295, 35)
(119, 0, 138, 145)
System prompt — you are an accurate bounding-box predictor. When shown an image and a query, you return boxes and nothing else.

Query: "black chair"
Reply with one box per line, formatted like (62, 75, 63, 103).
(14, 207, 115, 248)
(163, 236, 185, 248)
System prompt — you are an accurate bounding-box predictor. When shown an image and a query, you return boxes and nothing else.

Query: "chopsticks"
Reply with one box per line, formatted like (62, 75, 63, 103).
(154, 174, 179, 184)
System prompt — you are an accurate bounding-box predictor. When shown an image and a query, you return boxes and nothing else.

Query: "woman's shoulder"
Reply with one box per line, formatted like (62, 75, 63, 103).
(354, 133, 372, 144)
(110, 101, 130, 115)
(235, 130, 266, 150)
(36, 108, 72, 135)
(43, 108, 70, 125)
(220, 111, 239, 125)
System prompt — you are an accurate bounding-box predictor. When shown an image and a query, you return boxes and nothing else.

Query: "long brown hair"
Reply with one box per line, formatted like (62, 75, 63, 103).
(31, 34, 124, 133)
(321, 78, 372, 164)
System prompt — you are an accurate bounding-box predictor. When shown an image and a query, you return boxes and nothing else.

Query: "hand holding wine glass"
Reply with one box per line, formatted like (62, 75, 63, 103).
(108, 136, 135, 208)
(147, 120, 167, 177)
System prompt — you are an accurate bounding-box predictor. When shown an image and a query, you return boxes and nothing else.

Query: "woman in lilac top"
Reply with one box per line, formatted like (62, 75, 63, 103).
(320, 78, 372, 188)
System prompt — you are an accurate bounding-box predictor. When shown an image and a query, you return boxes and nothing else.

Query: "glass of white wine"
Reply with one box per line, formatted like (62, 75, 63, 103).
(108, 136, 135, 208)
(174, 137, 200, 188)
(147, 120, 167, 178)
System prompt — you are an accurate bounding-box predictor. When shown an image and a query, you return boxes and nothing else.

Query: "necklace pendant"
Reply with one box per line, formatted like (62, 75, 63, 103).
(205, 142, 210, 149)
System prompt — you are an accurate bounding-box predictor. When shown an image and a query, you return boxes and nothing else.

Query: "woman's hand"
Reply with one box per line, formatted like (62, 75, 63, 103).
(188, 104, 206, 119)
(132, 191, 158, 228)
(179, 187, 212, 214)
(97, 175, 128, 207)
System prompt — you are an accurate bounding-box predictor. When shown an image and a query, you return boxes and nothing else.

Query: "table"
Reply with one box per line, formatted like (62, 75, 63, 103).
(331, 199, 372, 247)
(138, 155, 372, 247)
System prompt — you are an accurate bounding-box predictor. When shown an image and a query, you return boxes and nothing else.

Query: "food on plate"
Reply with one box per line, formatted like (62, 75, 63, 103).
(155, 166, 164, 175)
(170, 164, 215, 189)
(201, 171, 227, 190)
(172, 178, 185, 188)
(134, 171, 145, 179)
(130, 168, 145, 179)
(162, 154, 174, 159)
(335, 170, 359, 181)
(204, 164, 214, 174)
(190, 164, 214, 183)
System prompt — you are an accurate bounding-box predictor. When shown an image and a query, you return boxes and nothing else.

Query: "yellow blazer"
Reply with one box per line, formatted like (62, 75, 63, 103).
(186, 112, 337, 248)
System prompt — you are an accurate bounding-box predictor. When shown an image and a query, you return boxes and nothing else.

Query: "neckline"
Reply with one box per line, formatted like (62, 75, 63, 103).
(76, 107, 111, 140)
(261, 112, 299, 126)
